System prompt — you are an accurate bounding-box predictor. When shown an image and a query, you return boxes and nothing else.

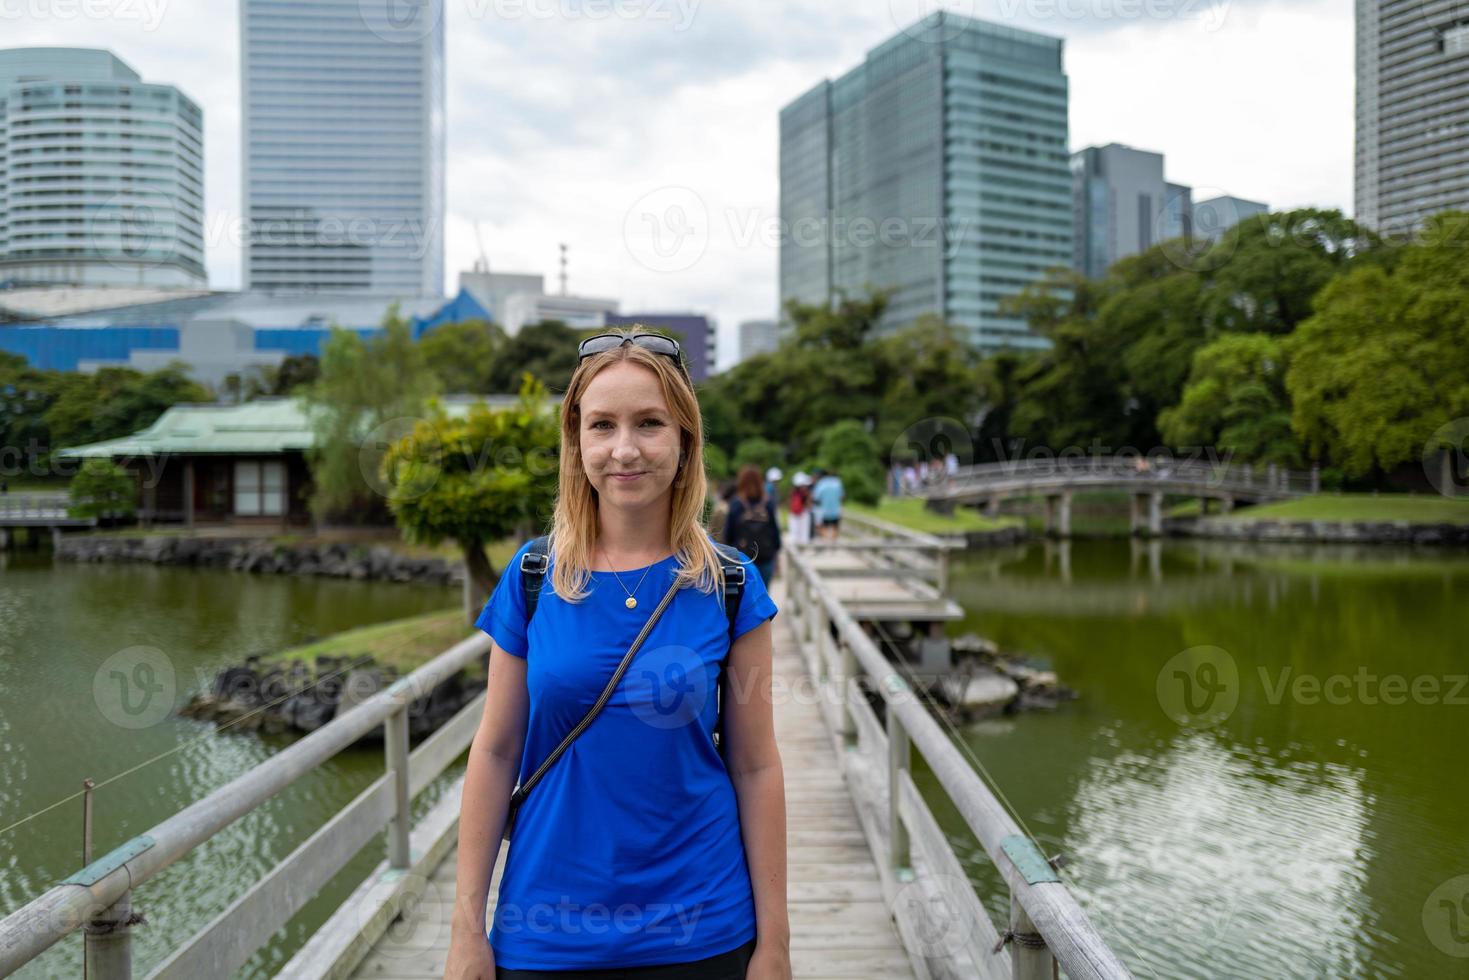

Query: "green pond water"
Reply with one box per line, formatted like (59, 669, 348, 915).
(0, 549, 460, 978)
(3, 538, 1467, 978)
(919, 538, 1469, 979)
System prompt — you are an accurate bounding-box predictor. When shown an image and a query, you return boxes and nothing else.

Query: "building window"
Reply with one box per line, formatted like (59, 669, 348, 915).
(234, 460, 286, 516)
(1445, 24, 1469, 57)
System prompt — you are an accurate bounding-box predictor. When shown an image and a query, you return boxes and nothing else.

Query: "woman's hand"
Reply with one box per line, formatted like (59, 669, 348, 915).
(745, 939, 792, 979)
(443, 931, 495, 980)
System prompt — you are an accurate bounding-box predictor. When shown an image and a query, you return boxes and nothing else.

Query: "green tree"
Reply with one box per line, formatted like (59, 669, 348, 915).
(1284, 211, 1469, 476)
(44, 362, 208, 455)
(1159, 333, 1300, 466)
(68, 458, 136, 520)
(420, 319, 506, 393)
(381, 373, 560, 619)
(814, 419, 883, 506)
(301, 304, 440, 523)
(483, 319, 586, 393)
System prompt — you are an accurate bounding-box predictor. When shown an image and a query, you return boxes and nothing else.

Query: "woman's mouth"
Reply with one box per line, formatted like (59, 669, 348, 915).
(611, 471, 646, 482)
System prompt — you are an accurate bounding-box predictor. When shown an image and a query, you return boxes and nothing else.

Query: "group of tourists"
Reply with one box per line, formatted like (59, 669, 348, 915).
(712, 465, 845, 582)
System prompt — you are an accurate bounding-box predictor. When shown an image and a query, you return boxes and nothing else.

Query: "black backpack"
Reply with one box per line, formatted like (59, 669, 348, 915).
(730, 497, 778, 564)
(517, 535, 746, 760)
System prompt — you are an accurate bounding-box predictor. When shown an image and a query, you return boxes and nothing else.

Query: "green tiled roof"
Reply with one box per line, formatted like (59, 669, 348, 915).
(56, 394, 554, 458)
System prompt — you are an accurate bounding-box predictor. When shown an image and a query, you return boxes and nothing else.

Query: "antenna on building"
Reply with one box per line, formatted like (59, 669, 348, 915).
(558, 243, 568, 296)
(473, 221, 489, 274)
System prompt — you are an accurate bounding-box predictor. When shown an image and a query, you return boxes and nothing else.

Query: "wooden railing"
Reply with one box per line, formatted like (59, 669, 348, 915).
(783, 544, 1133, 979)
(0, 633, 491, 979)
(907, 456, 1319, 499)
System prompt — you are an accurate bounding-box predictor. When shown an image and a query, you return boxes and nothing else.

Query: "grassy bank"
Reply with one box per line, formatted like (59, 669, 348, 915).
(1218, 494, 1469, 525)
(844, 496, 1023, 535)
(268, 608, 470, 674)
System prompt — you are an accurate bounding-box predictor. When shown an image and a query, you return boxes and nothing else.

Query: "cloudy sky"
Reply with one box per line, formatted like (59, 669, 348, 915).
(7, 0, 1353, 368)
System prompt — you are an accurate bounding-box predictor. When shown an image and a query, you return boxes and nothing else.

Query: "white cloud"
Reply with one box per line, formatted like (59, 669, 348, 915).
(2, 0, 1352, 369)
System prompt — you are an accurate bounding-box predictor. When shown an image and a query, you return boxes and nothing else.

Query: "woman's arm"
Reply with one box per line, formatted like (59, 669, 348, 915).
(444, 642, 530, 978)
(724, 620, 792, 975)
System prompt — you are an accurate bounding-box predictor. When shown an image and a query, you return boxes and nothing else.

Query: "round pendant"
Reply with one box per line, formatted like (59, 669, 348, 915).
(625, 596, 637, 609)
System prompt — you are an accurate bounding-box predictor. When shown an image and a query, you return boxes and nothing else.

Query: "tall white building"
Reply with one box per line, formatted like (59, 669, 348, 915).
(241, 0, 445, 295)
(0, 49, 205, 289)
(1356, 0, 1469, 235)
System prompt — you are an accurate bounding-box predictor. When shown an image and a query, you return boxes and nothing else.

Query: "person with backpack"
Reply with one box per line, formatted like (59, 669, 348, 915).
(445, 330, 791, 980)
(724, 464, 782, 585)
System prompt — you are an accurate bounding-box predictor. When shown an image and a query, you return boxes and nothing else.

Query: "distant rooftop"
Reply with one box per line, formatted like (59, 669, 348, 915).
(0, 286, 212, 320)
(0, 48, 140, 87)
(55, 393, 565, 459)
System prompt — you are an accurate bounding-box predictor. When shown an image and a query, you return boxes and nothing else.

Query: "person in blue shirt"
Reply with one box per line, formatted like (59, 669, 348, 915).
(809, 467, 845, 541)
(444, 329, 792, 980)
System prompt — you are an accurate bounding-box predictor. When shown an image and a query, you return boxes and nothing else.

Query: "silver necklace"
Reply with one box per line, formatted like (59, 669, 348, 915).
(600, 545, 658, 609)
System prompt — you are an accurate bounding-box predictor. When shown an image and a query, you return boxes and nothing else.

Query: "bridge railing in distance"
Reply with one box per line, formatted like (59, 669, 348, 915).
(932, 456, 1318, 497)
(0, 630, 493, 979)
(783, 544, 1134, 980)
(829, 511, 962, 593)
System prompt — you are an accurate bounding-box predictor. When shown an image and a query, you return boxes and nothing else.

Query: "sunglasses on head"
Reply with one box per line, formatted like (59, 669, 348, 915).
(577, 332, 687, 374)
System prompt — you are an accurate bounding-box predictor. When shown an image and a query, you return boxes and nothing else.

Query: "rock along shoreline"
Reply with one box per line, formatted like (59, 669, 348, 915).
(55, 535, 466, 586)
(179, 652, 485, 741)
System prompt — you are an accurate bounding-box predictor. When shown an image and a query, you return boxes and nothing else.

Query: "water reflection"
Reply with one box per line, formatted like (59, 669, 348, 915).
(930, 538, 1469, 979)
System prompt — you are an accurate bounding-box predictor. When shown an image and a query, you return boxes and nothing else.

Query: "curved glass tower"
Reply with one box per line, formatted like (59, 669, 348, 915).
(0, 48, 206, 289)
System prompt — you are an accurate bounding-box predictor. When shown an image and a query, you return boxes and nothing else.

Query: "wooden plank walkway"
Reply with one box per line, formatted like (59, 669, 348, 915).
(349, 571, 918, 979)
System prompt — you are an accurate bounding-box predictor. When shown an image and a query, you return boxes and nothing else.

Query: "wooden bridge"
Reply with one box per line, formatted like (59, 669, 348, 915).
(0, 519, 1132, 979)
(911, 456, 1318, 536)
(0, 493, 95, 547)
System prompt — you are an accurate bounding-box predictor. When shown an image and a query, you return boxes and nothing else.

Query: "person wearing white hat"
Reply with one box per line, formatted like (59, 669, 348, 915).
(788, 472, 813, 545)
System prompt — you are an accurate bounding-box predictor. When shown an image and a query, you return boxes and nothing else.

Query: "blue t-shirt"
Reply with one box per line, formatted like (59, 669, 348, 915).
(811, 476, 844, 520)
(476, 536, 779, 969)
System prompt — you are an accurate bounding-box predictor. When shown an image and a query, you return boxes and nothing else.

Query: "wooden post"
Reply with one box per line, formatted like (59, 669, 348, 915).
(1129, 494, 1142, 536)
(1057, 491, 1072, 539)
(85, 890, 134, 980)
(886, 707, 910, 876)
(183, 458, 195, 529)
(1310, 465, 1320, 494)
(385, 707, 411, 870)
(1148, 491, 1163, 537)
(839, 635, 857, 749)
(1008, 892, 1052, 980)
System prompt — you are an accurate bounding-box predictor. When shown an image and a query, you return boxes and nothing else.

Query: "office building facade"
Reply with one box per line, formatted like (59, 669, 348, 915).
(1192, 195, 1270, 242)
(241, 0, 445, 294)
(779, 12, 1071, 352)
(1071, 144, 1195, 278)
(1356, 0, 1469, 234)
(0, 49, 205, 289)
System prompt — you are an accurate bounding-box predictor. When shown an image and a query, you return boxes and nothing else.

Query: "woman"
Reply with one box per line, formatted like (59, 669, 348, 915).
(787, 473, 811, 546)
(722, 465, 781, 586)
(444, 330, 792, 980)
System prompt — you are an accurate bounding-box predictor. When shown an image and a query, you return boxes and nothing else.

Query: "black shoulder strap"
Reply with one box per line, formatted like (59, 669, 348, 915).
(519, 535, 551, 622)
(713, 543, 745, 645)
(712, 543, 745, 762)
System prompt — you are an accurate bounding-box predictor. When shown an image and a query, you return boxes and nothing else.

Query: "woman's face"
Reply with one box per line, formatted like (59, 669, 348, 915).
(578, 360, 683, 507)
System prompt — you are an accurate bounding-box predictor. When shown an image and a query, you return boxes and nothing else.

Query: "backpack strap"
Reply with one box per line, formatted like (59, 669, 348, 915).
(519, 535, 551, 622)
(712, 543, 746, 761)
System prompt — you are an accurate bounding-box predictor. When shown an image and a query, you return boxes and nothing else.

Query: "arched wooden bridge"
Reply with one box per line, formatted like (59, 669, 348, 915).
(910, 457, 1319, 536)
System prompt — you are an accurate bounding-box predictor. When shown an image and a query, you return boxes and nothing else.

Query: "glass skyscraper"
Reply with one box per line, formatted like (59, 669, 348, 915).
(241, 0, 445, 295)
(1356, 0, 1469, 235)
(0, 48, 205, 289)
(779, 12, 1071, 352)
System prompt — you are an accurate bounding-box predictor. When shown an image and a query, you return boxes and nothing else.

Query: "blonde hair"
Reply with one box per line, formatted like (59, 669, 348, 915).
(543, 327, 745, 605)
